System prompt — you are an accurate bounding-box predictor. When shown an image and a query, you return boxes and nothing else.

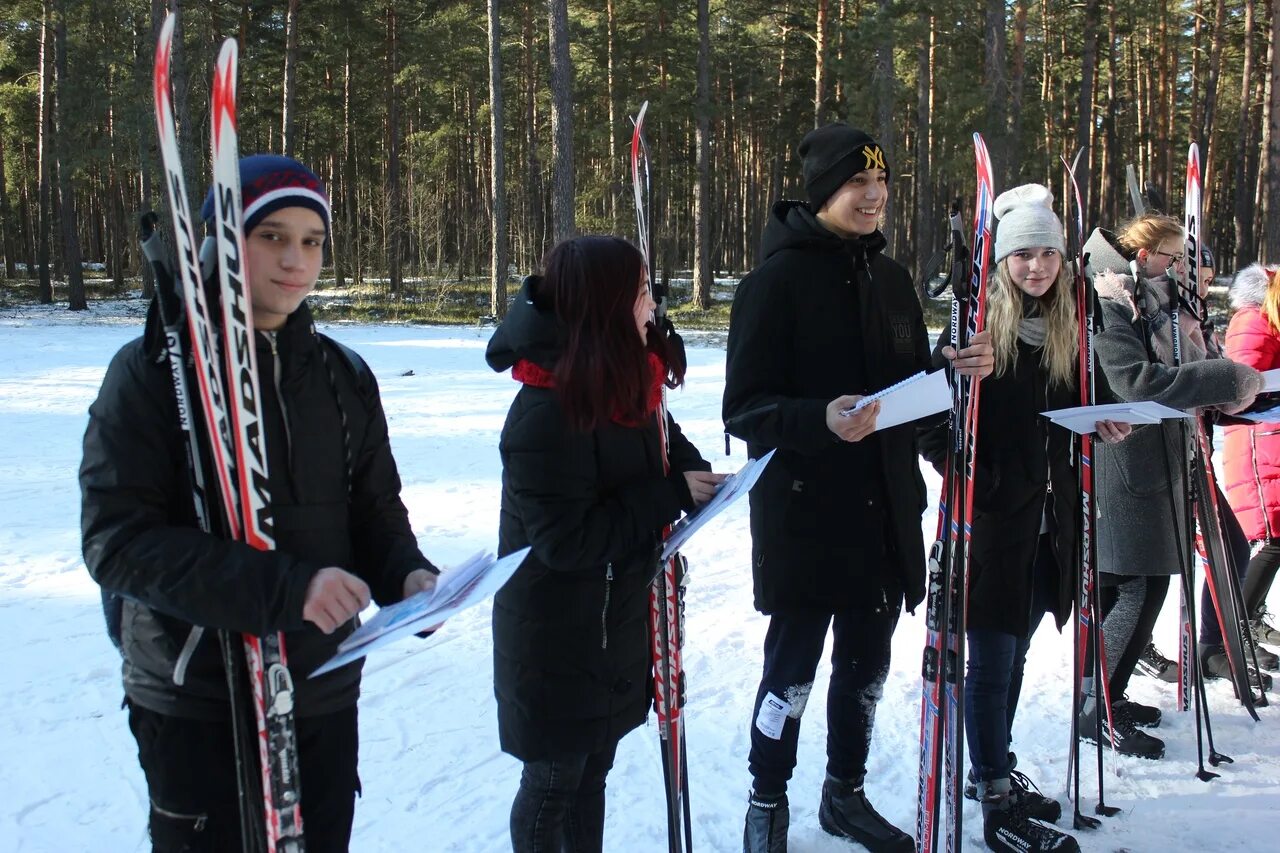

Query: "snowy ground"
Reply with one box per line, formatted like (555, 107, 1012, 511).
(1, 301, 1278, 852)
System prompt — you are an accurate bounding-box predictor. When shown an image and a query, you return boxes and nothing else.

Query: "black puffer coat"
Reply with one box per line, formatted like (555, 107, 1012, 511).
(80, 303, 433, 720)
(486, 278, 710, 762)
(723, 201, 933, 613)
(920, 335, 1087, 637)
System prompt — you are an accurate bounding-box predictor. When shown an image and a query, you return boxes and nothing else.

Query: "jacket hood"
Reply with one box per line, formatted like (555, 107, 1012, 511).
(486, 276, 561, 373)
(1230, 263, 1272, 309)
(1083, 227, 1134, 279)
(760, 199, 887, 264)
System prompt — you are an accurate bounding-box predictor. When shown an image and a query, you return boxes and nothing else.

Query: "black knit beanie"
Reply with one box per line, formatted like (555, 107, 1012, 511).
(798, 123, 889, 212)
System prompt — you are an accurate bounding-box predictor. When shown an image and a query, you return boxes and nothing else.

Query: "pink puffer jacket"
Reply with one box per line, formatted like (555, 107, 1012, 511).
(1223, 264, 1280, 541)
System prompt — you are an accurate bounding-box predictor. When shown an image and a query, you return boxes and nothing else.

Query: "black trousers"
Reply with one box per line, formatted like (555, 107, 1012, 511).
(746, 597, 901, 798)
(1243, 539, 1280, 618)
(128, 702, 360, 853)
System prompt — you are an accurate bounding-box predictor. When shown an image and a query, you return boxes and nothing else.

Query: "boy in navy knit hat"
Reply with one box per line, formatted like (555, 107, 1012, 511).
(82, 155, 439, 851)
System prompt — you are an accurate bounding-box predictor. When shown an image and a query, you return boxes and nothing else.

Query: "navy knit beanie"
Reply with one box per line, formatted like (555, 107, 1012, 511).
(798, 123, 889, 212)
(202, 154, 330, 237)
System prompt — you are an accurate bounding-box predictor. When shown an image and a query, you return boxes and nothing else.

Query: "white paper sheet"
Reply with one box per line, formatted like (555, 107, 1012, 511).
(661, 450, 774, 561)
(311, 546, 531, 677)
(1041, 401, 1193, 435)
(840, 369, 952, 432)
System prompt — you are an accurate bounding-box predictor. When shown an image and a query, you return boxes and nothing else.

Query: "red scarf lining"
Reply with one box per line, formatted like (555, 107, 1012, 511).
(512, 352, 665, 426)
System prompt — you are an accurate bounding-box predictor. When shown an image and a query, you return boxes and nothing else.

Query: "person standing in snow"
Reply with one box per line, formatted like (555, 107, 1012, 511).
(485, 235, 724, 853)
(920, 185, 1130, 853)
(80, 155, 439, 852)
(1082, 212, 1265, 761)
(1220, 263, 1280, 655)
(722, 123, 993, 853)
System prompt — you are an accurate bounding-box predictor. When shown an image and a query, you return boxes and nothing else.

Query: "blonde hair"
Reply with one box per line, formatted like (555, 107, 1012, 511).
(1118, 213, 1183, 255)
(1264, 269, 1280, 335)
(986, 259, 1078, 388)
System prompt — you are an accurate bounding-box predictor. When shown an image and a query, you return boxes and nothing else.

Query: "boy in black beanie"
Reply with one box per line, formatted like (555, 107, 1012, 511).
(724, 124, 992, 853)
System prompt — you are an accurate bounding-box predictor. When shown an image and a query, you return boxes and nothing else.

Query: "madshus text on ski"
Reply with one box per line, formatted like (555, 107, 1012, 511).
(77, 13, 1279, 853)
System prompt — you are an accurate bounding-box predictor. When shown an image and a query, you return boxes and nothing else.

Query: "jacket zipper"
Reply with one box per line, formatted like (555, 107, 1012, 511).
(600, 562, 613, 649)
(267, 333, 294, 468)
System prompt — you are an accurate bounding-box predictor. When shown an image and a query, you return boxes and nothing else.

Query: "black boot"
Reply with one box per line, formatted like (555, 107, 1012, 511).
(1200, 643, 1274, 690)
(743, 791, 788, 853)
(1114, 694, 1162, 728)
(1080, 702, 1165, 759)
(962, 754, 1060, 823)
(817, 775, 912, 853)
(1135, 642, 1179, 683)
(1251, 610, 1280, 647)
(980, 780, 1080, 853)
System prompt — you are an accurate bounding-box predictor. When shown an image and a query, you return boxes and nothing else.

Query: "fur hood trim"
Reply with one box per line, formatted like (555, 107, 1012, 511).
(1230, 264, 1273, 309)
(1094, 270, 1139, 322)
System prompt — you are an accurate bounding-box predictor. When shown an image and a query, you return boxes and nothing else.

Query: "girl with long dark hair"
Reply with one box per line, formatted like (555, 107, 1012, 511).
(485, 235, 723, 852)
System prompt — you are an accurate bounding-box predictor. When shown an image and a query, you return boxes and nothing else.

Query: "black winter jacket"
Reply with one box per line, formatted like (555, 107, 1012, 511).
(486, 278, 710, 762)
(80, 303, 433, 720)
(723, 201, 932, 613)
(919, 335, 1086, 637)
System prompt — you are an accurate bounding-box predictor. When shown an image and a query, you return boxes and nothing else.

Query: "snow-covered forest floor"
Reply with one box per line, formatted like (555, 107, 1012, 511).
(0, 302, 1276, 852)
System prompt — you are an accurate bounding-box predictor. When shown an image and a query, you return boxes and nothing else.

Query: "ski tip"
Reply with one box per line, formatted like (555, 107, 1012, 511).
(153, 14, 177, 118)
(211, 40, 239, 144)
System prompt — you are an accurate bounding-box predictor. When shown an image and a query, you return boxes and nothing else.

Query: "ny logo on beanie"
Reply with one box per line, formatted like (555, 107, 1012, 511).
(862, 146, 886, 171)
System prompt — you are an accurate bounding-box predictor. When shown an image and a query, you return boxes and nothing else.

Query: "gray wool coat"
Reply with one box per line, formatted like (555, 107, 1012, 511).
(1090, 260, 1262, 578)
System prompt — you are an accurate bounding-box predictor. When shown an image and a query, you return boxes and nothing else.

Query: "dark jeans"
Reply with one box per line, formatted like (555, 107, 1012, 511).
(1199, 484, 1251, 646)
(746, 596, 901, 798)
(509, 741, 619, 853)
(1243, 539, 1280, 618)
(127, 702, 360, 853)
(963, 535, 1055, 783)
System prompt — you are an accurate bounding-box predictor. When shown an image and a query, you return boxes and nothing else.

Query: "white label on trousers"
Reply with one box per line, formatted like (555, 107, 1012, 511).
(755, 692, 791, 740)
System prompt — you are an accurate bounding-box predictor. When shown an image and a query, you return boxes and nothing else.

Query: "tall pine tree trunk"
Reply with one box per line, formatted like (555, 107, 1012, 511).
(1075, 0, 1100, 219)
(36, 0, 53, 303)
(488, 0, 509, 317)
(385, 3, 402, 294)
(1265, 0, 1280, 261)
(53, 0, 85, 310)
(875, 0, 895, 251)
(813, 0, 828, 128)
(984, 0, 1009, 185)
(693, 0, 712, 309)
(547, 0, 574, 243)
(1235, 0, 1259, 266)
(914, 11, 934, 293)
(0, 116, 14, 279)
(281, 0, 300, 157)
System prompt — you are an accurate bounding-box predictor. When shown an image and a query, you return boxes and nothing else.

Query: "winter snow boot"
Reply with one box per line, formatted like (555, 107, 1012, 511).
(979, 779, 1080, 853)
(743, 791, 788, 853)
(1114, 694, 1162, 728)
(1079, 702, 1165, 759)
(1251, 611, 1280, 647)
(1200, 643, 1274, 690)
(1135, 642, 1179, 683)
(817, 775, 913, 852)
(1251, 642, 1280, 671)
(962, 755, 1061, 823)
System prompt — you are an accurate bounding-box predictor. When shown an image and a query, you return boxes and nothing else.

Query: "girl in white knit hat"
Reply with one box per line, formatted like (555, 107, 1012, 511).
(920, 183, 1130, 853)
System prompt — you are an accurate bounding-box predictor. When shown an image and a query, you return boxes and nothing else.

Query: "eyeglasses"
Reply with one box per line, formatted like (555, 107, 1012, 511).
(1153, 249, 1184, 264)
